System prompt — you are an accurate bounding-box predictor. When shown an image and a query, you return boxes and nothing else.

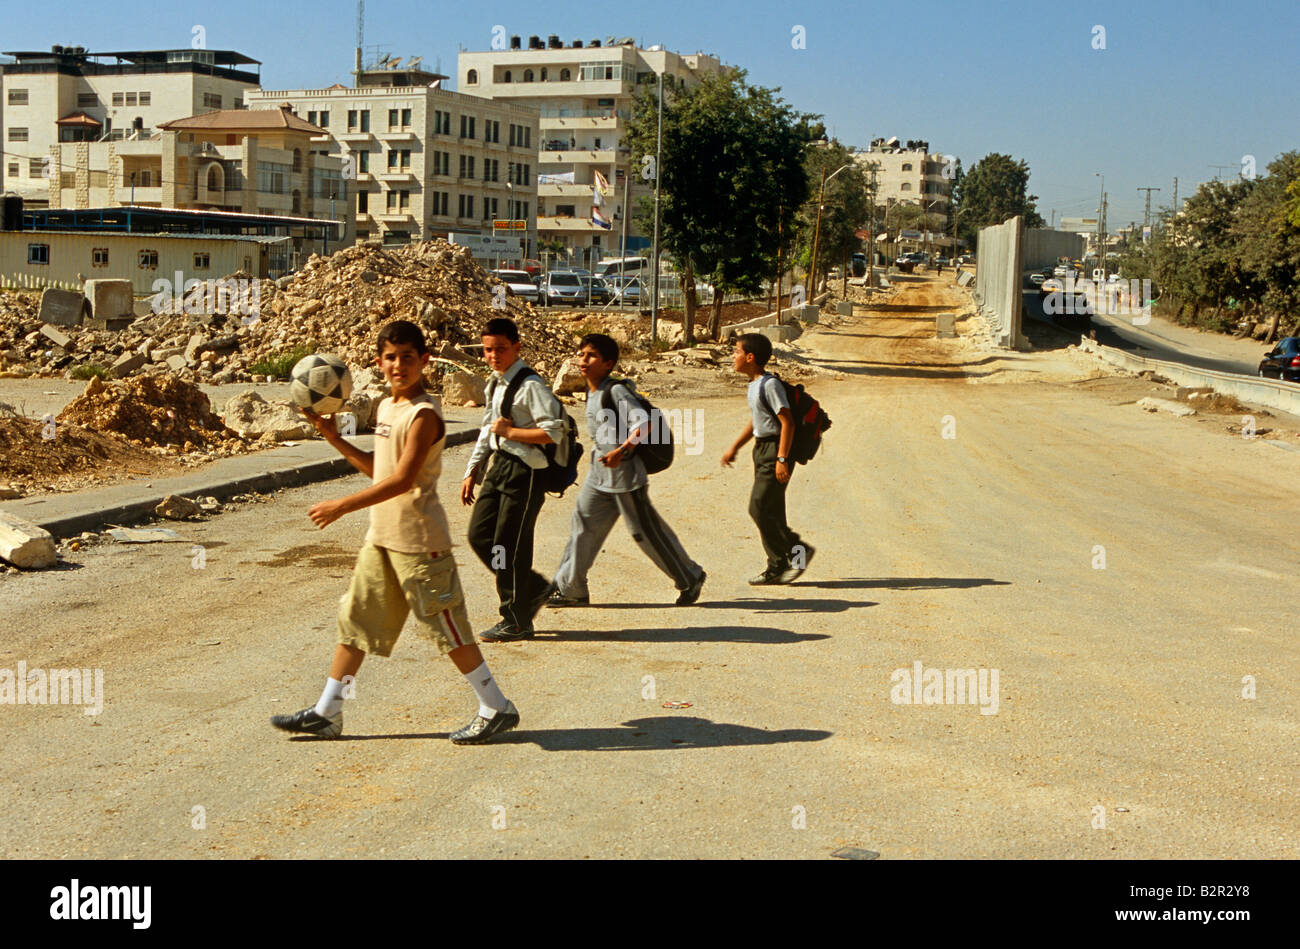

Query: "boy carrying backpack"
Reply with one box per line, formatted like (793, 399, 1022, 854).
(549, 333, 706, 608)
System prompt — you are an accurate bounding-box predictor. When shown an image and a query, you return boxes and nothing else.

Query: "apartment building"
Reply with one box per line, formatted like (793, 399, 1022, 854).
(1, 46, 261, 207)
(854, 137, 953, 209)
(246, 62, 539, 250)
(458, 35, 722, 265)
(46, 104, 348, 260)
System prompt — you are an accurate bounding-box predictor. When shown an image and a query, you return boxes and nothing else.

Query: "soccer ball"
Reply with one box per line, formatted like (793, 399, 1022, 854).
(289, 353, 353, 415)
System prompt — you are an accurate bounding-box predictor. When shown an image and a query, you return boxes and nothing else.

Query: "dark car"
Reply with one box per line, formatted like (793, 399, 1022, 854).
(540, 271, 590, 307)
(1258, 337, 1300, 382)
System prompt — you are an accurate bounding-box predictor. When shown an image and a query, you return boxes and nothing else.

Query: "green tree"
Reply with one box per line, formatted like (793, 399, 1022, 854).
(625, 68, 811, 341)
(793, 142, 872, 292)
(954, 153, 1045, 249)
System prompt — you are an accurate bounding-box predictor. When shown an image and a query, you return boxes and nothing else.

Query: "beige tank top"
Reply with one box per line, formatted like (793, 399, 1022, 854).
(364, 392, 453, 554)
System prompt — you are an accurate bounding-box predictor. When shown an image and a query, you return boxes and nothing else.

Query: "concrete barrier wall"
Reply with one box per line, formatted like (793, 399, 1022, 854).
(1023, 229, 1087, 270)
(974, 216, 1024, 349)
(1079, 338, 1300, 418)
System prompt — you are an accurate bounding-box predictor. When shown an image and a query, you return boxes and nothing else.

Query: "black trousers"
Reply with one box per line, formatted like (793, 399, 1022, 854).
(748, 438, 804, 572)
(467, 452, 548, 627)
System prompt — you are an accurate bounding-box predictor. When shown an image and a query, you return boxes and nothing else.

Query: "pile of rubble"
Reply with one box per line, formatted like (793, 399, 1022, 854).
(58, 374, 244, 453)
(0, 239, 584, 390)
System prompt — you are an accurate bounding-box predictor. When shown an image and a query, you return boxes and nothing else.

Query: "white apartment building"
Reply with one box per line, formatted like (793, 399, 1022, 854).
(1, 46, 261, 207)
(458, 35, 722, 266)
(247, 62, 539, 251)
(854, 138, 952, 208)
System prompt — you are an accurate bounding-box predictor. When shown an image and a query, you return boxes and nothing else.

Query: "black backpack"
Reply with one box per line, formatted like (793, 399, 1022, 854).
(598, 379, 674, 474)
(491, 367, 582, 495)
(762, 374, 832, 464)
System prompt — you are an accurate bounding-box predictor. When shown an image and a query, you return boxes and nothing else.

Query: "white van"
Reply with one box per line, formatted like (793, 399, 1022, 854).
(595, 257, 650, 280)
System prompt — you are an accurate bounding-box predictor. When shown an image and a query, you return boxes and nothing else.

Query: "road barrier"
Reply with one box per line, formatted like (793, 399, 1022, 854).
(1078, 337, 1300, 417)
(974, 216, 1025, 349)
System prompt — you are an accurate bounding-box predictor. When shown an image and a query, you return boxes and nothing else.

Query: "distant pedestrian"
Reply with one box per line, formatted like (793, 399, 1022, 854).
(722, 333, 813, 585)
(549, 333, 706, 608)
(271, 319, 519, 744)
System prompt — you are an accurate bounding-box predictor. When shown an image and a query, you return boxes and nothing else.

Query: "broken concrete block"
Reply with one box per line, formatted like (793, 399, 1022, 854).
(106, 527, 182, 543)
(155, 495, 203, 520)
(760, 323, 802, 343)
(39, 324, 74, 351)
(936, 313, 956, 338)
(0, 485, 23, 500)
(38, 288, 87, 328)
(221, 390, 314, 441)
(957, 270, 975, 287)
(110, 351, 147, 378)
(798, 304, 820, 323)
(166, 354, 188, 373)
(1137, 397, 1196, 418)
(184, 333, 207, 362)
(443, 371, 487, 407)
(552, 358, 585, 396)
(835, 301, 853, 316)
(83, 279, 134, 320)
(0, 511, 58, 569)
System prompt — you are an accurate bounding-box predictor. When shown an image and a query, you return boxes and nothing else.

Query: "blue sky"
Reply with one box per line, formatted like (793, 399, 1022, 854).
(7, 0, 1297, 226)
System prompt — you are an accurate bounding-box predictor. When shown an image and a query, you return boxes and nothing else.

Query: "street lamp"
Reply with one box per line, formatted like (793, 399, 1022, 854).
(809, 162, 852, 296)
(1095, 173, 1105, 279)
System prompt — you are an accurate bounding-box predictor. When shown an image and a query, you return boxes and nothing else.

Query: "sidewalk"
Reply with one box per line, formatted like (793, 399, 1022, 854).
(1, 414, 482, 539)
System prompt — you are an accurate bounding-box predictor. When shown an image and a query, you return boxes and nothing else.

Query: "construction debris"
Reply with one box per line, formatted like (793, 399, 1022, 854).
(58, 375, 245, 452)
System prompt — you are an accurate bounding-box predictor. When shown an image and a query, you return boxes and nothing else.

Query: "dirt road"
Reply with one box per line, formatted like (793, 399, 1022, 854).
(2, 275, 1296, 858)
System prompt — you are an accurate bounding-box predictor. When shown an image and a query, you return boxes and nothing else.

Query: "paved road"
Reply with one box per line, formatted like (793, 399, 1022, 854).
(2, 282, 1296, 858)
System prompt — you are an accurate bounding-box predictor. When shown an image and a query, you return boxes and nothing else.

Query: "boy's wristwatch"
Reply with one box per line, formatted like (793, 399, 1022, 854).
(777, 455, 788, 464)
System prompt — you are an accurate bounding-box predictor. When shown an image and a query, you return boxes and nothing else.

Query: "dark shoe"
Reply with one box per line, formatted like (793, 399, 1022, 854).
(748, 569, 785, 586)
(450, 700, 520, 744)
(480, 620, 534, 643)
(775, 564, 805, 584)
(676, 570, 706, 605)
(529, 580, 558, 620)
(270, 706, 342, 739)
(548, 588, 590, 607)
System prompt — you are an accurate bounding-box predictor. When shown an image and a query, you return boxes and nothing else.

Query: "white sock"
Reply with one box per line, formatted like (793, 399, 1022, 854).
(314, 677, 347, 718)
(464, 662, 508, 719)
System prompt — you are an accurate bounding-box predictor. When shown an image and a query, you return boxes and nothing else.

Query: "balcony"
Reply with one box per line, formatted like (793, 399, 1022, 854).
(539, 182, 601, 198)
(374, 209, 414, 222)
(539, 148, 618, 164)
(377, 170, 416, 183)
(378, 129, 416, 142)
(338, 129, 374, 143)
(538, 215, 607, 232)
(539, 115, 622, 132)
(121, 185, 163, 204)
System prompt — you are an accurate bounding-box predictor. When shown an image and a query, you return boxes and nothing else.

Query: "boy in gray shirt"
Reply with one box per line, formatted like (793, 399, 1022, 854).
(549, 334, 706, 607)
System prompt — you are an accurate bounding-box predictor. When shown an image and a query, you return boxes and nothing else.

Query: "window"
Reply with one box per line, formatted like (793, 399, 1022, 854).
(308, 111, 318, 125)
(560, 68, 571, 81)
(401, 108, 411, 128)
(348, 109, 370, 133)
(318, 110, 329, 128)
(579, 63, 626, 81)
(7, 162, 18, 178)
(357, 191, 368, 212)
(348, 109, 358, 131)
(458, 154, 475, 179)
(540, 68, 548, 81)
(900, 182, 912, 191)
(388, 109, 399, 130)
(434, 110, 451, 134)
(485, 120, 500, 143)
(431, 191, 449, 216)
(291, 148, 302, 172)
(466, 69, 478, 84)
(385, 189, 410, 212)
(257, 160, 290, 193)
(139, 92, 151, 106)
(360, 110, 370, 132)
(523, 70, 534, 82)
(202, 93, 222, 109)
(386, 190, 398, 212)
(458, 194, 474, 218)
(112, 92, 125, 106)
(509, 124, 517, 147)
(92, 248, 109, 267)
(459, 115, 475, 139)
(194, 253, 211, 270)
(29, 158, 44, 178)
(7, 89, 29, 105)
(8, 128, 29, 142)
(431, 151, 449, 176)
(482, 197, 498, 220)
(138, 250, 159, 269)
(483, 158, 498, 182)
(901, 162, 913, 171)
(503, 71, 512, 83)
(138, 169, 153, 187)
(387, 149, 410, 170)
(312, 167, 344, 199)
(522, 126, 531, 148)
(356, 150, 370, 173)
(28, 243, 50, 265)
(124, 92, 137, 107)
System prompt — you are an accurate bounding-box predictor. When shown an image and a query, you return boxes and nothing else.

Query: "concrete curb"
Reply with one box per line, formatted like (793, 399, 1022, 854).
(3, 428, 479, 540)
(1079, 338, 1300, 417)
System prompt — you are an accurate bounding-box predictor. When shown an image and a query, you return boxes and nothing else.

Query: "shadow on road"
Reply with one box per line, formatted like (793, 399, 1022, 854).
(587, 597, 876, 614)
(537, 625, 832, 643)
(793, 577, 1010, 590)
(498, 716, 833, 751)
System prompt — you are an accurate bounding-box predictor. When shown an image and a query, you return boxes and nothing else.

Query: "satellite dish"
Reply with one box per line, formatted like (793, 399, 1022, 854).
(406, 56, 422, 70)
(388, 57, 404, 69)
(375, 54, 392, 67)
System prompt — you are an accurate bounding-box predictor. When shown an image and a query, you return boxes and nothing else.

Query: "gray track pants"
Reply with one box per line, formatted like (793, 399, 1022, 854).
(554, 479, 703, 598)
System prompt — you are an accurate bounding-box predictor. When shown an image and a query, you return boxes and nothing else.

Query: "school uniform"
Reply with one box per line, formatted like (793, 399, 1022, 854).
(748, 372, 805, 573)
(464, 359, 567, 628)
(553, 377, 702, 599)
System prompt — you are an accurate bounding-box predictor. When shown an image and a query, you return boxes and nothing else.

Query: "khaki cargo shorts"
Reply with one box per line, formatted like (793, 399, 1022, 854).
(336, 544, 474, 657)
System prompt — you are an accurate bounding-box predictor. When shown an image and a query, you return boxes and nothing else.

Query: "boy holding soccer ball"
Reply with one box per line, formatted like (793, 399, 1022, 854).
(271, 319, 519, 744)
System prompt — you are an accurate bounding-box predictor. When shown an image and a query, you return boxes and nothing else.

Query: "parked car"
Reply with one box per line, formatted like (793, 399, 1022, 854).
(539, 270, 590, 307)
(850, 253, 868, 277)
(1039, 277, 1092, 328)
(587, 276, 614, 305)
(606, 274, 644, 305)
(520, 259, 542, 277)
(1258, 336, 1300, 382)
(490, 269, 540, 304)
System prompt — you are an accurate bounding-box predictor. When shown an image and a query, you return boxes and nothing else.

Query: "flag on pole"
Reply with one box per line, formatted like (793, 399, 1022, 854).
(593, 170, 611, 194)
(591, 206, 612, 229)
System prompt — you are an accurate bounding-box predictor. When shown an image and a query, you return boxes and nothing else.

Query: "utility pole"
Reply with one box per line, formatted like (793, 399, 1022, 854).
(866, 164, 877, 288)
(1137, 187, 1160, 235)
(1171, 177, 1179, 241)
(1094, 173, 1104, 269)
(1050, 209, 1056, 228)
(650, 70, 662, 343)
(1100, 192, 1108, 281)
(1209, 164, 1235, 181)
(809, 168, 827, 298)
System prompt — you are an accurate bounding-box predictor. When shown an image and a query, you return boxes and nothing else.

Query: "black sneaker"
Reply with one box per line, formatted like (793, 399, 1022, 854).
(480, 620, 534, 643)
(777, 544, 815, 584)
(548, 588, 590, 607)
(676, 570, 706, 605)
(450, 700, 520, 745)
(529, 580, 558, 620)
(270, 706, 342, 739)
(748, 569, 785, 586)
